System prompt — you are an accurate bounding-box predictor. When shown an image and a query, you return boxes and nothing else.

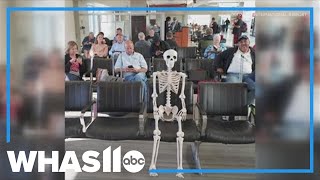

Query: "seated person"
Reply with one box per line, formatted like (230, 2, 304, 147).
(65, 41, 86, 81)
(202, 28, 214, 41)
(165, 31, 178, 50)
(150, 36, 170, 58)
(109, 34, 126, 59)
(114, 40, 148, 101)
(91, 32, 108, 58)
(214, 35, 255, 103)
(112, 28, 128, 44)
(204, 34, 226, 59)
(135, 32, 151, 48)
(145, 29, 158, 44)
(81, 32, 95, 58)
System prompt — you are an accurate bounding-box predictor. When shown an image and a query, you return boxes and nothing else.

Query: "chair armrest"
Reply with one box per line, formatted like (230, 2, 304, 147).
(79, 99, 96, 133)
(82, 70, 93, 77)
(196, 103, 206, 116)
(81, 100, 96, 114)
(195, 103, 207, 136)
(138, 102, 147, 135)
(249, 104, 255, 125)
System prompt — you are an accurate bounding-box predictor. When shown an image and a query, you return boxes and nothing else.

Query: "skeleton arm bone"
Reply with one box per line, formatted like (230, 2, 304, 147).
(177, 73, 187, 120)
(152, 72, 159, 113)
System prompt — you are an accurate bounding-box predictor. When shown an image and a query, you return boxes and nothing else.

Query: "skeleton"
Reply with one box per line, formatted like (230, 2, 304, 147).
(149, 49, 187, 178)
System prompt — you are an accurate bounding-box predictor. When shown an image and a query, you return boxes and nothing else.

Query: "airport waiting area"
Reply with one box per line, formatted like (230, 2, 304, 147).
(64, 9, 256, 179)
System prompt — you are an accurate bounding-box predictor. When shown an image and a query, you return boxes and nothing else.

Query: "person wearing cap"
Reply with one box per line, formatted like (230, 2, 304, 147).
(214, 35, 255, 104)
(82, 32, 95, 58)
(150, 36, 170, 58)
(232, 14, 244, 46)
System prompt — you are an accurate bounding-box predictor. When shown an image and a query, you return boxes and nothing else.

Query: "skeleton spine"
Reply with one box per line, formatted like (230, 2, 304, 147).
(166, 69, 171, 107)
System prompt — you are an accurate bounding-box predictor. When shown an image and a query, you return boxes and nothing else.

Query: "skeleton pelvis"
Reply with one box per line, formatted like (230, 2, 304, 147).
(159, 105, 179, 121)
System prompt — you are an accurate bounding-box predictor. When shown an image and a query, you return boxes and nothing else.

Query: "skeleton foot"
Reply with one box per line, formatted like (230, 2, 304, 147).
(149, 172, 158, 177)
(176, 173, 184, 178)
(149, 162, 158, 176)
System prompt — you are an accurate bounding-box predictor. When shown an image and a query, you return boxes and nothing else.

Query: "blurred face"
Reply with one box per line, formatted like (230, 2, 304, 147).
(117, 35, 123, 43)
(213, 36, 221, 45)
(89, 33, 94, 39)
(125, 43, 134, 55)
(69, 45, 78, 55)
(238, 39, 250, 53)
(116, 29, 122, 35)
(149, 30, 155, 36)
(97, 35, 104, 43)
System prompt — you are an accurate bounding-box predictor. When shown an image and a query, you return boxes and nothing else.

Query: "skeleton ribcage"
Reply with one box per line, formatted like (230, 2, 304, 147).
(158, 71, 181, 94)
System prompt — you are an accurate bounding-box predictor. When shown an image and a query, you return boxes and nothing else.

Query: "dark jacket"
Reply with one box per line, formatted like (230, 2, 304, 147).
(214, 47, 255, 74)
(232, 19, 243, 36)
(65, 54, 87, 77)
(150, 41, 170, 58)
(165, 39, 178, 50)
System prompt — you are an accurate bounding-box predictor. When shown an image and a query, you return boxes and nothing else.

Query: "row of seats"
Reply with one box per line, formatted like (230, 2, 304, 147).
(65, 81, 255, 144)
(83, 57, 217, 81)
(135, 46, 198, 59)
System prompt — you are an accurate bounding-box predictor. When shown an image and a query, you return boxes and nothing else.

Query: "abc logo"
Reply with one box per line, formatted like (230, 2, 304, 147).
(122, 150, 145, 173)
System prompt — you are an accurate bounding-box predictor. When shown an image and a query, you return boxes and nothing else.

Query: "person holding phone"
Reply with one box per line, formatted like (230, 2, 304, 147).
(114, 40, 148, 101)
(65, 41, 86, 81)
(150, 36, 170, 58)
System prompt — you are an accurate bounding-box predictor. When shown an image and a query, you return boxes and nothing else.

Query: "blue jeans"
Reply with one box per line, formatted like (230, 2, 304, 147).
(226, 73, 255, 104)
(66, 73, 81, 81)
(124, 72, 148, 102)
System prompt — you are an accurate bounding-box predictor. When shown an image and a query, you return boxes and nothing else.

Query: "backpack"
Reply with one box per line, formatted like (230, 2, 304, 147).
(241, 22, 247, 33)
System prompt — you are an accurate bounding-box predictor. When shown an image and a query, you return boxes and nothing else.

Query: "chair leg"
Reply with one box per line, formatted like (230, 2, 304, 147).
(191, 141, 202, 175)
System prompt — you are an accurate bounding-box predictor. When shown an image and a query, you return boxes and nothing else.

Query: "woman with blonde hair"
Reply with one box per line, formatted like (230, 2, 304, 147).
(65, 41, 86, 80)
(91, 32, 108, 58)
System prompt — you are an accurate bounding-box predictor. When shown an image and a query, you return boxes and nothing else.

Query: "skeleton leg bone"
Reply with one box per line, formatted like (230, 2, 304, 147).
(176, 116, 184, 178)
(149, 115, 161, 176)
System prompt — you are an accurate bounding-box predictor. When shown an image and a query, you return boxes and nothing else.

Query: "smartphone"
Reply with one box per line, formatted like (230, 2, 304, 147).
(128, 65, 133, 68)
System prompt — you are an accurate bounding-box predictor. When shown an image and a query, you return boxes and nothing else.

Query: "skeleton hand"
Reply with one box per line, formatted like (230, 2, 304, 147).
(177, 108, 187, 121)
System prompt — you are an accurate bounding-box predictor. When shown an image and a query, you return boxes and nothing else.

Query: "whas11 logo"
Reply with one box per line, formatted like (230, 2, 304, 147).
(7, 146, 145, 173)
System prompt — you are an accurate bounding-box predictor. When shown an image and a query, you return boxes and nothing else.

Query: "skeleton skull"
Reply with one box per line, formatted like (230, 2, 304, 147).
(163, 49, 178, 70)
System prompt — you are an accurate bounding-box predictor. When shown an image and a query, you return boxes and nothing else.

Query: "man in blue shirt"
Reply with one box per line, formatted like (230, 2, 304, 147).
(114, 40, 148, 101)
(109, 34, 126, 59)
(113, 28, 128, 43)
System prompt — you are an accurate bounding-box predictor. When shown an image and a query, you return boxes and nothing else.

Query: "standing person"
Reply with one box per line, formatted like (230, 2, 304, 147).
(225, 18, 230, 33)
(81, 32, 95, 58)
(165, 16, 171, 39)
(210, 17, 218, 34)
(170, 17, 182, 33)
(232, 14, 244, 46)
